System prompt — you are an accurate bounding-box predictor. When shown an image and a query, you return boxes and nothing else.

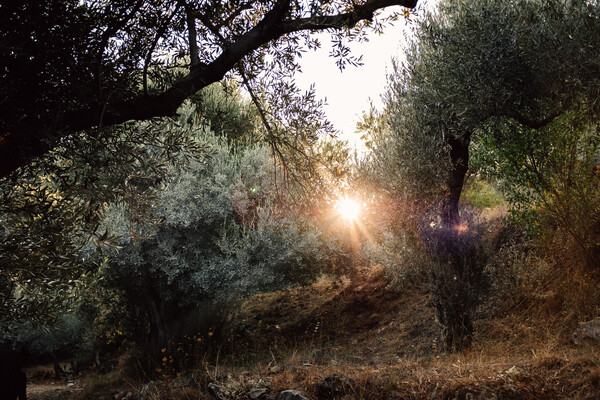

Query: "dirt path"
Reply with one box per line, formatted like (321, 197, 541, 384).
(27, 382, 83, 400)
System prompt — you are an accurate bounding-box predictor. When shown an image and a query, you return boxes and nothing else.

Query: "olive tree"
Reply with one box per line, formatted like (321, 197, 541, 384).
(0, 0, 418, 178)
(374, 0, 600, 351)
(0, 114, 204, 331)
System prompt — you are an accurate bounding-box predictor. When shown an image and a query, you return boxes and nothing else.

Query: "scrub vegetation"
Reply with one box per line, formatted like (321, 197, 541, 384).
(2, 0, 600, 399)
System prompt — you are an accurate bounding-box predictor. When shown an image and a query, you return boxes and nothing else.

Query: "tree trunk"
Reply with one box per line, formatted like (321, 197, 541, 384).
(434, 130, 474, 352)
(146, 291, 169, 360)
(441, 132, 470, 226)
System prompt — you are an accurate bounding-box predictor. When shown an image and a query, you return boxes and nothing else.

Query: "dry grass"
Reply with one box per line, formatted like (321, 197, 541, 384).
(165, 262, 599, 399)
(66, 204, 600, 399)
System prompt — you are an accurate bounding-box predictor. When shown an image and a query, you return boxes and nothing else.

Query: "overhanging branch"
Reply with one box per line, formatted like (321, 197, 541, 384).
(510, 109, 564, 129)
(281, 0, 418, 32)
(0, 0, 418, 179)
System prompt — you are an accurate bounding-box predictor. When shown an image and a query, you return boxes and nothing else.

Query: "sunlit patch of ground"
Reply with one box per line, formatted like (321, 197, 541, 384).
(27, 383, 82, 400)
(24, 365, 85, 400)
(219, 264, 437, 367)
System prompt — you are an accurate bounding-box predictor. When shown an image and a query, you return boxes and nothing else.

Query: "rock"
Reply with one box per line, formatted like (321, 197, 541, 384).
(248, 387, 270, 400)
(478, 388, 497, 400)
(429, 385, 441, 400)
(573, 318, 600, 345)
(276, 389, 311, 400)
(140, 381, 163, 399)
(316, 374, 355, 399)
(208, 382, 227, 400)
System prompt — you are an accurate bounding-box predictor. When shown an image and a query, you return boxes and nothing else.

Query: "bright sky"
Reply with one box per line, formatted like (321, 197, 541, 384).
(294, 2, 433, 149)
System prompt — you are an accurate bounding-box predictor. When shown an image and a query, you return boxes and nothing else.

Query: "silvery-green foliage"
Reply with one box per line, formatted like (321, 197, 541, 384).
(363, 228, 426, 289)
(371, 0, 600, 208)
(0, 313, 86, 360)
(0, 112, 207, 331)
(101, 128, 334, 335)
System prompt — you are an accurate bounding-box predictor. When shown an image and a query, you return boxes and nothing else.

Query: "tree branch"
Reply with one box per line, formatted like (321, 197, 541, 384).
(181, 1, 201, 68)
(237, 65, 275, 139)
(0, 0, 418, 178)
(510, 109, 564, 129)
(280, 0, 418, 32)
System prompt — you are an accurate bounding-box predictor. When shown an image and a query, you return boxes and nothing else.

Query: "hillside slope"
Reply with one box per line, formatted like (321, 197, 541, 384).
(27, 246, 600, 399)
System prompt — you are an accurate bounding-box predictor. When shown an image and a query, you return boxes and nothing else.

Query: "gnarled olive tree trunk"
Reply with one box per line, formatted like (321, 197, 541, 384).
(428, 131, 484, 352)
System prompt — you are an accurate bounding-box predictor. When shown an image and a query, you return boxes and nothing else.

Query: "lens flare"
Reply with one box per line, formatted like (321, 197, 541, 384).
(335, 197, 360, 222)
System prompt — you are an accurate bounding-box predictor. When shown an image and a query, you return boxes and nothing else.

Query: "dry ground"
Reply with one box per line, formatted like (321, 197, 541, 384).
(26, 255, 600, 399)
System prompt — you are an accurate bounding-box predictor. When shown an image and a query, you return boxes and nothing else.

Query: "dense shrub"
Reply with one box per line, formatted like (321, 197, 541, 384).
(92, 129, 344, 358)
(0, 313, 88, 364)
(471, 116, 600, 269)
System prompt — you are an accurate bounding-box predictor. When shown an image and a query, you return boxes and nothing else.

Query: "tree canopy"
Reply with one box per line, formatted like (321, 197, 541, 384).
(0, 0, 417, 178)
(362, 0, 600, 351)
(377, 0, 600, 217)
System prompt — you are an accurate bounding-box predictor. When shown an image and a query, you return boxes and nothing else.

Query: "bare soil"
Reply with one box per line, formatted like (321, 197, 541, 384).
(24, 260, 600, 399)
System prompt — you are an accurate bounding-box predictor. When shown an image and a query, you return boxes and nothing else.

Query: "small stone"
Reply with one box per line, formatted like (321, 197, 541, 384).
(276, 390, 311, 400)
(316, 374, 355, 399)
(248, 387, 269, 400)
(208, 382, 227, 400)
(573, 318, 600, 345)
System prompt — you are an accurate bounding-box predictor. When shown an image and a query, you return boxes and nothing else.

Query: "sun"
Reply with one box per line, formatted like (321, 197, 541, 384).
(335, 197, 360, 222)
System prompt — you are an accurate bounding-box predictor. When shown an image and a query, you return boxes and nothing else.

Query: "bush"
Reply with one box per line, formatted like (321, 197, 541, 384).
(461, 179, 504, 209)
(363, 221, 427, 291)
(472, 116, 600, 269)
(93, 129, 344, 359)
(0, 313, 88, 364)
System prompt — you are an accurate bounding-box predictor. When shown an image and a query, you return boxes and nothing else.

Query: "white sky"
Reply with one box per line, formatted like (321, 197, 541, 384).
(294, 1, 434, 149)
(294, 11, 410, 148)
